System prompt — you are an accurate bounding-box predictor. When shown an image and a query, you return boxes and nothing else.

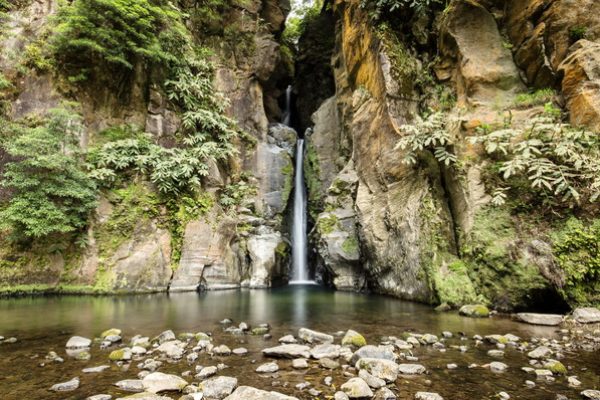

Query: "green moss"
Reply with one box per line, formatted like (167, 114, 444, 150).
(546, 360, 567, 375)
(317, 214, 339, 235)
(551, 218, 600, 307)
(514, 89, 555, 108)
(281, 161, 294, 205)
(304, 141, 323, 219)
(434, 260, 481, 306)
(108, 349, 127, 361)
(569, 26, 587, 42)
(376, 23, 419, 96)
(459, 304, 490, 318)
(341, 330, 367, 347)
(341, 236, 359, 254)
(275, 241, 288, 258)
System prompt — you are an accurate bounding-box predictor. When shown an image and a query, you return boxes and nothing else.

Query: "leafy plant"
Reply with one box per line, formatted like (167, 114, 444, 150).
(569, 26, 587, 43)
(514, 89, 555, 108)
(360, 0, 441, 21)
(395, 111, 457, 166)
(0, 106, 97, 240)
(219, 180, 256, 210)
(472, 107, 600, 206)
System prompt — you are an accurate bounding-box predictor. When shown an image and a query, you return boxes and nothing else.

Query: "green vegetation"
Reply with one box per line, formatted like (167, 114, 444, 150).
(376, 24, 420, 96)
(50, 0, 188, 83)
(0, 106, 97, 241)
(360, 0, 441, 21)
(341, 236, 359, 254)
(569, 26, 588, 42)
(434, 260, 480, 306)
(514, 89, 555, 108)
(552, 218, 600, 306)
(317, 214, 339, 235)
(282, 0, 323, 46)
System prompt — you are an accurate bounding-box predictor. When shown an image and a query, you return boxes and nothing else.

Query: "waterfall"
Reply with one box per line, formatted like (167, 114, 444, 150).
(283, 85, 312, 284)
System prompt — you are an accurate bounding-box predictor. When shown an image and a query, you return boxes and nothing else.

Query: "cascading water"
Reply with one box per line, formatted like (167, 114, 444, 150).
(283, 86, 313, 284)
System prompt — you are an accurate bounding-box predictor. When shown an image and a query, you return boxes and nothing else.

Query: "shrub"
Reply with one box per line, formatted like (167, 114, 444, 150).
(0, 106, 97, 240)
(514, 89, 555, 108)
(360, 0, 440, 21)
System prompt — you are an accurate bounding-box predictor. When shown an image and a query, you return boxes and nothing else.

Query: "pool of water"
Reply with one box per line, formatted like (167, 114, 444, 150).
(0, 286, 598, 399)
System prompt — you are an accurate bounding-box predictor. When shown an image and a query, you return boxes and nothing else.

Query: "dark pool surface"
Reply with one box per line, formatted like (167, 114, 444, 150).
(0, 286, 598, 399)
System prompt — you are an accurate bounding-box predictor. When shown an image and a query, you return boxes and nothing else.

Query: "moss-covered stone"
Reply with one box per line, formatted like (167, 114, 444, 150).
(434, 260, 481, 306)
(341, 330, 367, 347)
(459, 304, 490, 318)
(545, 360, 567, 375)
(317, 214, 339, 235)
(101, 328, 121, 338)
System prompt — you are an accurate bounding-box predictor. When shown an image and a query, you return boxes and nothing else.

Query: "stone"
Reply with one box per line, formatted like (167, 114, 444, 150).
(116, 394, 172, 400)
(66, 336, 92, 349)
(415, 393, 443, 400)
(341, 330, 367, 347)
(102, 328, 122, 338)
(86, 395, 112, 400)
(109, 348, 132, 361)
(256, 362, 279, 373)
(516, 313, 564, 326)
(83, 365, 110, 373)
(420, 334, 438, 344)
(397, 363, 426, 374)
(335, 392, 350, 400)
(544, 360, 567, 375)
(374, 387, 396, 400)
(132, 346, 147, 355)
(488, 350, 504, 358)
(310, 343, 341, 359)
(298, 328, 334, 344)
(263, 344, 311, 359)
(142, 372, 188, 393)
(527, 346, 552, 359)
(535, 369, 553, 378)
(278, 335, 297, 344)
(572, 307, 600, 324)
(358, 369, 386, 389)
(115, 379, 144, 392)
(568, 376, 581, 387)
(196, 366, 218, 379)
(319, 357, 340, 370)
(356, 358, 399, 382)
(50, 377, 79, 392)
(340, 377, 373, 398)
(489, 362, 508, 372)
(153, 330, 176, 344)
(458, 305, 490, 318)
(292, 358, 309, 369)
(213, 345, 232, 356)
(232, 347, 248, 355)
(200, 376, 238, 399)
(157, 340, 186, 359)
(350, 345, 396, 364)
(223, 386, 298, 400)
(582, 390, 600, 399)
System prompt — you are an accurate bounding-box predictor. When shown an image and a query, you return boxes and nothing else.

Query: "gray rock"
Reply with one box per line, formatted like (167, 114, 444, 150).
(232, 347, 248, 355)
(415, 393, 444, 400)
(374, 387, 396, 400)
(573, 308, 600, 324)
(358, 369, 386, 389)
(142, 372, 188, 393)
(115, 379, 144, 392)
(213, 345, 232, 356)
(86, 396, 112, 400)
(356, 358, 399, 382)
(50, 377, 79, 392)
(397, 363, 426, 374)
(156, 340, 186, 359)
(341, 330, 367, 347)
(256, 361, 279, 373)
(278, 335, 297, 344)
(298, 328, 334, 344)
(196, 366, 218, 379)
(116, 393, 172, 400)
(340, 377, 373, 398)
(527, 346, 552, 359)
(516, 313, 564, 326)
(582, 390, 600, 400)
(292, 358, 309, 369)
(489, 362, 508, 372)
(334, 392, 350, 400)
(488, 350, 504, 358)
(83, 365, 110, 373)
(350, 345, 396, 364)
(263, 344, 311, 359)
(66, 336, 91, 349)
(311, 343, 341, 359)
(319, 357, 340, 369)
(459, 305, 490, 318)
(154, 330, 176, 344)
(200, 376, 238, 399)
(223, 386, 298, 399)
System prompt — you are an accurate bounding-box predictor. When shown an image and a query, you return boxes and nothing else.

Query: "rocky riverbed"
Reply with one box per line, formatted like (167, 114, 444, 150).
(0, 300, 599, 400)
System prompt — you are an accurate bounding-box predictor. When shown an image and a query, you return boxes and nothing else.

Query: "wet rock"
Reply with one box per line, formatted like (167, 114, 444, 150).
(292, 358, 309, 369)
(582, 390, 600, 399)
(83, 365, 110, 373)
(311, 343, 341, 359)
(109, 348, 132, 361)
(298, 328, 334, 344)
(489, 362, 508, 372)
(459, 305, 490, 318)
(415, 393, 443, 400)
(263, 344, 311, 359)
(342, 330, 367, 347)
(153, 330, 176, 344)
(252, 327, 269, 335)
(66, 336, 92, 349)
(350, 345, 396, 364)
(142, 372, 187, 393)
(358, 369, 386, 389)
(374, 387, 396, 400)
(115, 379, 144, 392)
(196, 366, 218, 379)
(534, 369, 553, 378)
(224, 386, 298, 399)
(420, 334, 438, 344)
(117, 393, 172, 399)
(572, 307, 600, 324)
(527, 346, 552, 359)
(86, 395, 112, 400)
(256, 361, 279, 373)
(447, 363, 457, 369)
(543, 360, 567, 375)
(335, 392, 350, 400)
(488, 350, 504, 358)
(319, 357, 340, 369)
(397, 363, 426, 374)
(356, 358, 399, 382)
(213, 345, 232, 356)
(200, 376, 238, 399)
(132, 346, 147, 356)
(140, 359, 162, 372)
(232, 347, 248, 355)
(50, 377, 79, 392)
(278, 335, 297, 344)
(132, 336, 150, 348)
(568, 376, 581, 387)
(157, 340, 186, 359)
(516, 313, 564, 326)
(498, 392, 510, 400)
(341, 377, 373, 398)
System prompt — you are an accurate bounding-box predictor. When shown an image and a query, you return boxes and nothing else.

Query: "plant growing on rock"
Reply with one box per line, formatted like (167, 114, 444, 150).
(395, 111, 457, 166)
(0, 106, 97, 241)
(471, 108, 600, 206)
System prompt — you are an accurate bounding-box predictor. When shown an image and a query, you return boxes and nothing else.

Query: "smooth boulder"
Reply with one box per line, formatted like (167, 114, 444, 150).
(516, 313, 563, 326)
(263, 344, 311, 359)
(142, 372, 188, 393)
(224, 386, 298, 400)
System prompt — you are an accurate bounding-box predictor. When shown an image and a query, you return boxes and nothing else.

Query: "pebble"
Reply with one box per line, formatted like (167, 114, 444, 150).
(50, 377, 80, 392)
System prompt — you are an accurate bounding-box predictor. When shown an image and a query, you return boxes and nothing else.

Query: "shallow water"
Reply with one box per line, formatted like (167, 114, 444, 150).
(0, 286, 598, 399)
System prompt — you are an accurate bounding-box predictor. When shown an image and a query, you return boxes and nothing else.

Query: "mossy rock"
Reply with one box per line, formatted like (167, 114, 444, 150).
(251, 327, 269, 335)
(459, 304, 490, 318)
(74, 350, 91, 361)
(178, 332, 195, 341)
(101, 328, 121, 338)
(108, 348, 131, 361)
(545, 360, 567, 375)
(195, 332, 211, 341)
(341, 330, 367, 348)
